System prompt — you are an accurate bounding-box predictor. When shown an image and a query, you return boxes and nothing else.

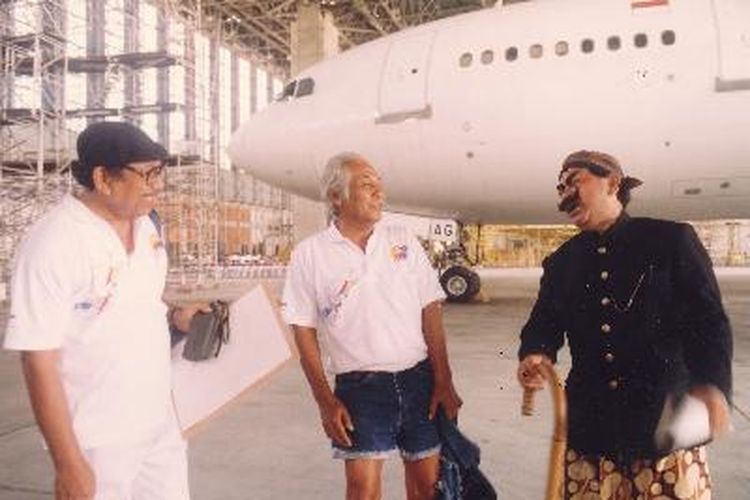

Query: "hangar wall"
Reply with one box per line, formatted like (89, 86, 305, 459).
(462, 221, 750, 268)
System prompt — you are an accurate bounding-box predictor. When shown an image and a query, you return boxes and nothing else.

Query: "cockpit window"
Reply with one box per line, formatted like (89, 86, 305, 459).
(296, 77, 315, 97)
(277, 81, 297, 101)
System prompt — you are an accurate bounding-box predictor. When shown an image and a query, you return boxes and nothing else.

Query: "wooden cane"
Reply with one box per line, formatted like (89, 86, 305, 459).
(521, 363, 567, 500)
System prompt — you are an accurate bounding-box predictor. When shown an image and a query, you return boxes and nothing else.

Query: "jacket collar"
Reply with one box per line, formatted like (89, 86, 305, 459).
(582, 211, 631, 244)
(601, 211, 630, 241)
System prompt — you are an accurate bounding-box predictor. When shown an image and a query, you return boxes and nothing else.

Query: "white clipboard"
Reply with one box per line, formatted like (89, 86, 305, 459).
(170, 283, 293, 435)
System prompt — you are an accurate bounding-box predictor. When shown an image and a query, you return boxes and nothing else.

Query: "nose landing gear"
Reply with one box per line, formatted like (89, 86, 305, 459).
(439, 265, 481, 303)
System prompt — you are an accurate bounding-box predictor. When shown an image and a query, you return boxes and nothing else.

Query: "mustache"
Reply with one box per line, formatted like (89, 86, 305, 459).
(557, 191, 581, 213)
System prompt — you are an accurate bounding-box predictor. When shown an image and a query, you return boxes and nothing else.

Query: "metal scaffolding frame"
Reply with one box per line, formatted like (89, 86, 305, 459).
(158, 1, 221, 284)
(1, 0, 71, 283)
(160, 0, 293, 286)
(0, 0, 295, 292)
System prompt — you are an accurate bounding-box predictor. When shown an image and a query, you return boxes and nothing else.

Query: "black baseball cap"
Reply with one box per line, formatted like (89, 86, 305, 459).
(72, 121, 167, 189)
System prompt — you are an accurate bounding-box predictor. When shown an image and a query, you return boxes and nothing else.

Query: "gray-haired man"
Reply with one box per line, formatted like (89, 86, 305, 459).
(283, 153, 462, 499)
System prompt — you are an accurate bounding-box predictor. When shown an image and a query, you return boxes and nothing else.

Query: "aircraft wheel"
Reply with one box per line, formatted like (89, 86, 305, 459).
(440, 265, 480, 303)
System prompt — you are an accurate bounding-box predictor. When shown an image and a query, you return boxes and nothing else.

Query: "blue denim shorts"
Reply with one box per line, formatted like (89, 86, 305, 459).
(332, 359, 441, 461)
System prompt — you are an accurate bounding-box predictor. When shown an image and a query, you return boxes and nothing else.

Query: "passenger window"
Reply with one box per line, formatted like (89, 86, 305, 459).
(296, 78, 314, 97)
(555, 41, 569, 56)
(481, 50, 494, 65)
(459, 52, 473, 68)
(634, 33, 648, 48)
(277, 81, 296, 101)
(529, 44, 543, 59)
(581, 39, 595, 54)
(505, 46, 518, 62)
(661, 30, 676, 46)
(607, 36, 621, 51)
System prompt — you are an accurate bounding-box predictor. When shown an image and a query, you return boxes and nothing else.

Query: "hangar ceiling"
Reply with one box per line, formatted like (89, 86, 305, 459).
(184, 1, 496, 73)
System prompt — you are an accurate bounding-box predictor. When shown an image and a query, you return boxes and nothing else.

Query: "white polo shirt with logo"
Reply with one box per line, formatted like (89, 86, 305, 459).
(3, 194, 172, 449)
(283, 223, 445, 374)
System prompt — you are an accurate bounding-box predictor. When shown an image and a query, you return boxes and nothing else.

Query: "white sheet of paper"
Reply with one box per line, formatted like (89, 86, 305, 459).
(171, 284, 292, 434)
(654, 393, 712, 453)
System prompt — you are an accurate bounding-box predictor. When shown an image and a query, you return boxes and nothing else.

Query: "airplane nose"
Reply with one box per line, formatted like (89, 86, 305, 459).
(228, 113, 287, 184)
(228, 117, 268, 173)
(228, 108, 319, 199)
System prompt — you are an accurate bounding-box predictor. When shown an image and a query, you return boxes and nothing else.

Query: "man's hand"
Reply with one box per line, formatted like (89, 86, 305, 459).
(55, 457, 95, 500)
(170, 303, 212, 332)
(517, 354, 552, 391)
(318, 397, 355, 447)
(429, 380, 463, 420)
(689, 384, 732, 438)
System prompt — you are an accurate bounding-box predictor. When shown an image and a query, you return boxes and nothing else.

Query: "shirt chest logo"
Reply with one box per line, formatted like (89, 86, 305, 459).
(390, 244, 408, 262)
(150, 233, 164, 250)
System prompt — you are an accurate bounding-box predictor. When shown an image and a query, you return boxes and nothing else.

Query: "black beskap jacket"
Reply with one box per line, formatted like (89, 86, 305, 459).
(518, 214, 732, 462)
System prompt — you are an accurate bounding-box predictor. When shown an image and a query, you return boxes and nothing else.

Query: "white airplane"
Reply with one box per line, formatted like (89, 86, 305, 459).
(229, 0, 750, 300)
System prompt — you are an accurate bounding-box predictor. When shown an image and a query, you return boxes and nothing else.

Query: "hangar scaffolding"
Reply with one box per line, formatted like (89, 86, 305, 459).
(1, 0, 71, 285)
(1, 0, 292, 293)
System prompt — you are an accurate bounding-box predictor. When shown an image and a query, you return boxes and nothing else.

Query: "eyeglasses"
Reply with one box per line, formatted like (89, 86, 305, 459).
(121, 164, 165, 184)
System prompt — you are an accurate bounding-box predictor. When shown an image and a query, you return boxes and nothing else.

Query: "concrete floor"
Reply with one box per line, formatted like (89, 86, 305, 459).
(1, 268, 749, 499)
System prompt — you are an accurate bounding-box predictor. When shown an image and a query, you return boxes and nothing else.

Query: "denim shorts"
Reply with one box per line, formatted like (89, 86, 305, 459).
(332, 359, 441, 461)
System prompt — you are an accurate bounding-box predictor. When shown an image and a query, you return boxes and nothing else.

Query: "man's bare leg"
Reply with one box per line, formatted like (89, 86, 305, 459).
(404, 454, 440, 500)
(345, 458, 384, 500)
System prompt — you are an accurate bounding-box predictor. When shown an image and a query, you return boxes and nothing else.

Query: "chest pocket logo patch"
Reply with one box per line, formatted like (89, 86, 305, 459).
(390, 244, 408, 262)
(150, 233, 164, 250)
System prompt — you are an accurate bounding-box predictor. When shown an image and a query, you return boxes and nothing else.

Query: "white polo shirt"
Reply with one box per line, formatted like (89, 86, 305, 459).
(4, 194, 172, 449)
(283, 223, 445, 374)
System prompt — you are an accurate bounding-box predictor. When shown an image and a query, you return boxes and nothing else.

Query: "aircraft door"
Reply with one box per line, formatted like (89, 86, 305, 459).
(712, 0, 750, 91)
(377, 32, 435, 121)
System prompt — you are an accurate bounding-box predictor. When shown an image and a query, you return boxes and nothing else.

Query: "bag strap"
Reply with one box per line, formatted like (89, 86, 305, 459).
(211, 300, 231, 358)
(148, 209, 163, 238)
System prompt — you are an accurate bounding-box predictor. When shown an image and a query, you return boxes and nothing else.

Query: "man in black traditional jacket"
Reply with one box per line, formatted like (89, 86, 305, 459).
(517, 150, 732, 499)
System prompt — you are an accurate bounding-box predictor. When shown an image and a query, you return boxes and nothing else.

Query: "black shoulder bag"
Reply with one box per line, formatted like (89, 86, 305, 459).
(182, 300, 231, 362)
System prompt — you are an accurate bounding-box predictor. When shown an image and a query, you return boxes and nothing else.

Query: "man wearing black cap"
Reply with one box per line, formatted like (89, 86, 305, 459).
(516, 150, 732, 498)
(4, 121, 200, 499)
